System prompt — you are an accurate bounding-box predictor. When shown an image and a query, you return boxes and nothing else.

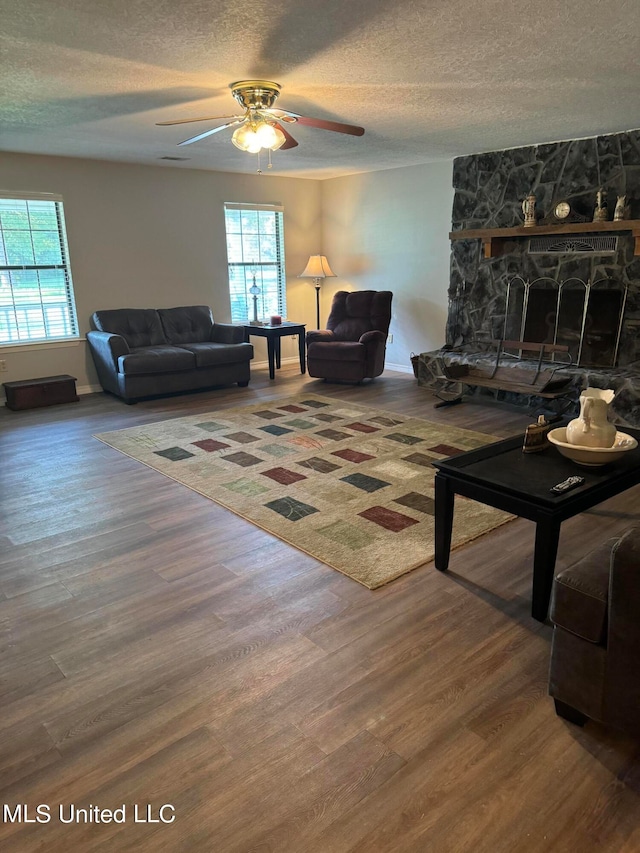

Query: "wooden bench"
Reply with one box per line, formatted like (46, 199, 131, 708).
(434, 341, 574, 407)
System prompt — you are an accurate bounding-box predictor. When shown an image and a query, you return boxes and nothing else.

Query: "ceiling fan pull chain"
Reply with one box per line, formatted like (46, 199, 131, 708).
(256, 151, 262, 174)
(267, 149, 273, 169)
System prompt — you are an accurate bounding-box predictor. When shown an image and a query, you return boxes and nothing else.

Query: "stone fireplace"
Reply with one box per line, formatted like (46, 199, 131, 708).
(419, 129, 640, 425)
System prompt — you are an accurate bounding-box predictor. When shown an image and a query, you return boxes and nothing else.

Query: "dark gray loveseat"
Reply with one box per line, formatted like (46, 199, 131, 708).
(87, 305, 253, 402)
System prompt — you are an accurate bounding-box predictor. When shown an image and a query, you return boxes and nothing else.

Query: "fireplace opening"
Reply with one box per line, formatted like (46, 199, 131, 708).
(504, 277, 627, 368)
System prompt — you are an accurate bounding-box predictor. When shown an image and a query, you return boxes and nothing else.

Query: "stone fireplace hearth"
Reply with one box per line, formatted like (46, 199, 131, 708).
(418, 129, 640, 426)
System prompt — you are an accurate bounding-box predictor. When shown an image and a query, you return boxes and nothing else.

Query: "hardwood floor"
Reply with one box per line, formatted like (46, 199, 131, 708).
(1, 367, 639, 852)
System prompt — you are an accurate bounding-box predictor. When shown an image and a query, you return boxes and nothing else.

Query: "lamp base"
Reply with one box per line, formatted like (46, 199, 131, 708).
(315, 282, 321, 330)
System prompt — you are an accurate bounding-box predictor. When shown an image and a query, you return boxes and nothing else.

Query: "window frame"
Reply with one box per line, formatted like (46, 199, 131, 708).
(0, 191, 79, 347)
(223, 202, 287, 324)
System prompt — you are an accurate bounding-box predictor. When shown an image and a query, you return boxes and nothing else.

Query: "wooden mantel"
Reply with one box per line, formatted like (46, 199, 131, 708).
(449, 220, 640, 258)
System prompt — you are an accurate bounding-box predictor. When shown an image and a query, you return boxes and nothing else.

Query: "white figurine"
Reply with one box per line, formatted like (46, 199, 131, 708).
(614, 194, 628, 221)
(593, 188, 608, 222)
(522, 192, 537, 227)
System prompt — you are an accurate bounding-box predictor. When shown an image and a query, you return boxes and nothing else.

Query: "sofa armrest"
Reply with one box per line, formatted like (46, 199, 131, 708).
(359, 329, 387, 376)
(87, 330, 130, 370)
(306, 330, 335, 345)
(550, 540, 614, 642)
(603, 526, 640, 731)
(608, 527, 640, 623)
(87, 330, 130, 395)
(211, 323, 246, 345)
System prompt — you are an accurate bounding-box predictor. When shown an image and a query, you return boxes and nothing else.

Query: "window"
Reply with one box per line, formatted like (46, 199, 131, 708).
(224, 203, 286, 323)
(0, 193, 79, 345)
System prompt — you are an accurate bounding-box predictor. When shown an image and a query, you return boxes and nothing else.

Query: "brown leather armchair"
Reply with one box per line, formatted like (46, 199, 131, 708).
(306, 290, 393, 382)
(548, 526, 640, 736)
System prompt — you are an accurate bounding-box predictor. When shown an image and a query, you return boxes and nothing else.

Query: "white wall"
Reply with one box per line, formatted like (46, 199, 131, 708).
(0, 153, 454, 392)
(321, 162, 453, 372)
(0, 153, 322, 390)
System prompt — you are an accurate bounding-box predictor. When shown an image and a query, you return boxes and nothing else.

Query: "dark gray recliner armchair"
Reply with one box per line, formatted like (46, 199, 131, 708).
(548, 526, 640, 736)
(306, 290, 393, 383)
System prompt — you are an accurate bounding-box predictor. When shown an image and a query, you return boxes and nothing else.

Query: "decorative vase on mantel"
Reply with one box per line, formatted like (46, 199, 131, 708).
(593, 188, 608, 223)
(614, 195, 629, 221)
(566, 388, 616, 448)
(522, 191, 537, 228)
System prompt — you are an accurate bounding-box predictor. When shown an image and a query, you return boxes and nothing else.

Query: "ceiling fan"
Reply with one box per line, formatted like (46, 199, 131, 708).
(156, 80, 365, 160)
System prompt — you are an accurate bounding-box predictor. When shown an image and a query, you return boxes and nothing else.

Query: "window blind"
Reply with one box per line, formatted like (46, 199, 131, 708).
(0, 194, 79, 345)
(224, 203, 287, 324)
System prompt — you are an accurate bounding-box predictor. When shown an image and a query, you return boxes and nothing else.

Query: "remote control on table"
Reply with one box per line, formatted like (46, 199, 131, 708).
(550, 475, 585, 494)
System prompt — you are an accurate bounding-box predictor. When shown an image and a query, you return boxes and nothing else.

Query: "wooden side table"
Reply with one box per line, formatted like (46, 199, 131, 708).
(243, 322, 306, 380)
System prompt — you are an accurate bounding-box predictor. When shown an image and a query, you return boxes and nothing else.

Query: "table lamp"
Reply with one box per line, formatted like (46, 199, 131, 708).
(249, 273, 262, 325)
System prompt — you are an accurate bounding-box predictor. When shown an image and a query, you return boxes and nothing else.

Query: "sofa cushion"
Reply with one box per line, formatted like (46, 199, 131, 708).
(92, 309, 167, 348)
(307, 341, 365, 362)
(550, 540, 614, 644)
(158, 306, 214, 344)
(117, 346, 196, 376)
(176, 342, 253, 368)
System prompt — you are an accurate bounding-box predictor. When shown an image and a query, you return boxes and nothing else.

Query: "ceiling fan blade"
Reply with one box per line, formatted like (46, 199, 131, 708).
(273, 122, 298, 149)
(156, 114, 241, 126)
(271, 109, 364, 136)
(178, 119, 244, 146)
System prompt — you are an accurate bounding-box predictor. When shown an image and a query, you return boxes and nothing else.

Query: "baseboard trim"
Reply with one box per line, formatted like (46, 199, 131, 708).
(251, 359, 415, 375)
(384, 362, 414, 375)
(251, 356, 300, 370)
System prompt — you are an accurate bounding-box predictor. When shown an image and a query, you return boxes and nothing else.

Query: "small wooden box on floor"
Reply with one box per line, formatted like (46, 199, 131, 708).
(3, 374, 79, 411)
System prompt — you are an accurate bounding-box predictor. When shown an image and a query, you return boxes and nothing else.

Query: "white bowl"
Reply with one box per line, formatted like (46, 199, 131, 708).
(547, 427, 638, 466)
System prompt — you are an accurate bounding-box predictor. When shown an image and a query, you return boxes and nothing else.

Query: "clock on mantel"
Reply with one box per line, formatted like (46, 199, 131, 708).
(540, 199, 589, 225)
(449, 219, 640, 258)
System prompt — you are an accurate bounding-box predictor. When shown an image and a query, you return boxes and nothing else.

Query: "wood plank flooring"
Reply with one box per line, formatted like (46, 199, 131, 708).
(1, 367, 639, 852)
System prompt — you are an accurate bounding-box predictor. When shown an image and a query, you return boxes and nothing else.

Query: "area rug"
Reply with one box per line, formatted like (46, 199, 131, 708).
(94, 395, 512, 589)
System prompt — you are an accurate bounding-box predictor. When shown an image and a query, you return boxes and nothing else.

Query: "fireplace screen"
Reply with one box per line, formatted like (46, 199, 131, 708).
(503, 277, 627, 367)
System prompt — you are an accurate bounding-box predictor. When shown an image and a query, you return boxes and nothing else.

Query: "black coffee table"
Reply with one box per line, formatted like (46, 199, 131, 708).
(432, 428, 640, 622)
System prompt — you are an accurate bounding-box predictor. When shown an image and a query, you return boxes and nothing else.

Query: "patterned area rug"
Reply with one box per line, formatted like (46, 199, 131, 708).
(94, 395, 512, 589)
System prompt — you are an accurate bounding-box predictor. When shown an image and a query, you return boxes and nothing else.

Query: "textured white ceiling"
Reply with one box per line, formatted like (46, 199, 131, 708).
(2, 0, 640, 179)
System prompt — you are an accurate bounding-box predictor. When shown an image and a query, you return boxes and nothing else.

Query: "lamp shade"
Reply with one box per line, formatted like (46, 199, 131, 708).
(232, 123, 261, 152)
(299, 255, 336, 279)
(270, 125, 287, 150)
(255, 122, 286, 150)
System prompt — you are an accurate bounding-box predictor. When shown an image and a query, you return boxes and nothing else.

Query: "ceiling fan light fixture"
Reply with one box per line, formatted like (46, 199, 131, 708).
(232, 119, 286, 154)
(160, 80, 364, 170)
(254, 122, 278, 149)
(231, 123, 251, 150)
(246, 135, 263, 154)
(270, 125, 286, 151)
(231, 122, 259, 152)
